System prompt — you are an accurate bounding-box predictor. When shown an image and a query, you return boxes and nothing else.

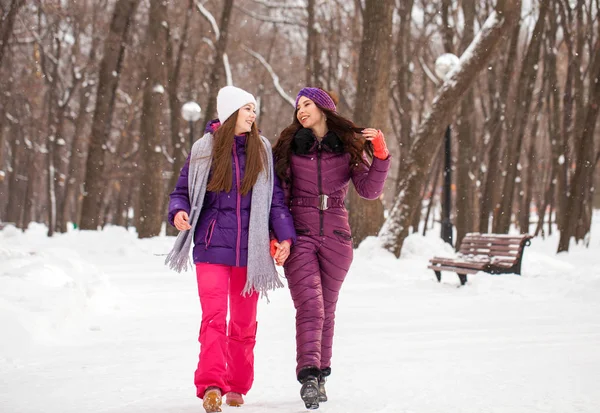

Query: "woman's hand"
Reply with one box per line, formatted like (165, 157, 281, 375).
(273, 239, 291, 266)
(362, 128, 389, 160)
(174, 210, 192, 231)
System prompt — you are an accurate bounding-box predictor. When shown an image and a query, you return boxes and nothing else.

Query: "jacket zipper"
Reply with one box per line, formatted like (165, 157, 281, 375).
(233, 144, 242, 267)
(317, 142, 324, 236)
(205, 219, 216, 249)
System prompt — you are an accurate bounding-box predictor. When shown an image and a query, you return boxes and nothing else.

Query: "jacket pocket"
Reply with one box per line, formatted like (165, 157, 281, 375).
(333, 229, 353, 243)
(204, 219, 216, 249)
(295, 228, 310, 235)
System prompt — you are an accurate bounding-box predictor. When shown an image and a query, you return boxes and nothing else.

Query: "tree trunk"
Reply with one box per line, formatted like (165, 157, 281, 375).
(347, 0, 394, 248)
(305, 0, 320, 86)
(495, 1, 547, 234)
(52, 106, 70, 233)
(60, 80, 94, 232)
(535, 5, 562, 237)
(454, 0, 476, 248)
(518, 87, 543, 234)
(422, 145, 443, 237)
(556, 1, 575, 231)
(4, 122, 26, 226)
(394, 0, 414, 161)
(200, 0, 235, 127)
(479, 20, 520, 233)
(21, 145, 40, 229)
(0, 0, 25, 68)
(79, 0, 139, 230)
(136, 0, 168, 239)
(165, 0, 194, 237)
(380, 1, 521, 257)
(557, 39, 600, 252)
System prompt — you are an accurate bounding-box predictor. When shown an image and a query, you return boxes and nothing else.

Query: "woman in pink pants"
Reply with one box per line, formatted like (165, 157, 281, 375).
(167, 86, 296, 412)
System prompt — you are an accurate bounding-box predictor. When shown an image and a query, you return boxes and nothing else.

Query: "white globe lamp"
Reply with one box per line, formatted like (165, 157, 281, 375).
(181, 101, 201, 122)
(181, 101, 201, 149)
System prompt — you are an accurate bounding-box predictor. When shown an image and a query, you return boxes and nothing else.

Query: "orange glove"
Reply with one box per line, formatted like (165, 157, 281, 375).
(371, 130, 389, 160)
(270, 239, 278, 257)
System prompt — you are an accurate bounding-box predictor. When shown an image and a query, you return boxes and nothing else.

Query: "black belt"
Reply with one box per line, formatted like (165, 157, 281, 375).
(290, 195, 344, 210)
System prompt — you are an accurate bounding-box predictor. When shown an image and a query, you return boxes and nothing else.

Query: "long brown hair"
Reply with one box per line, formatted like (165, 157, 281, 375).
(206, 111, 266, 195)
(273, 92, 373, 183)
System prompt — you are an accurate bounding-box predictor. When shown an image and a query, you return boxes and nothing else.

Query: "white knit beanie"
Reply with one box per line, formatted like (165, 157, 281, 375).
(217, 86, 257, 123)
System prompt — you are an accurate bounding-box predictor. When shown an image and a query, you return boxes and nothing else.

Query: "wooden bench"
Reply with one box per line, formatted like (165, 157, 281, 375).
(428, 233, 533, 286)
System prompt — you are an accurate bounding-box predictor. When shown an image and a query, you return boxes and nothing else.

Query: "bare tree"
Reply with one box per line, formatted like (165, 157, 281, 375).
(494, 1, 548, 234)
(165, 0, 195, 236)
(380, 0, 521, 257)
(0, 0, 25, 67)
(305, 0, 321, 86)
(199, 0, 235, 126)
(557, 38, 600, 252)
(347, 0, 395, 247)
(454, 0, 477, 247)
(79, 0, 140, 230)
(478, 18, 520, 234)
(136, 0, 169, 238)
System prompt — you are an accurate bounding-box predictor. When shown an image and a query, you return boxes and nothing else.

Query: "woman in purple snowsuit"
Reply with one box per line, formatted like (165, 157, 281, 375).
(273, 88, 390, 409)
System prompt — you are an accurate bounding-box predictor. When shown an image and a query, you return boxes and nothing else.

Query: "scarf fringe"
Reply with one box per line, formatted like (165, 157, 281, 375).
(164, 247, 192, 273)
(241, 271, 284, 296)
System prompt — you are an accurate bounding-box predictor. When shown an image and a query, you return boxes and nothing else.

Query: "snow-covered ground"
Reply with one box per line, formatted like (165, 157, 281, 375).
(1, 214, 599, 413)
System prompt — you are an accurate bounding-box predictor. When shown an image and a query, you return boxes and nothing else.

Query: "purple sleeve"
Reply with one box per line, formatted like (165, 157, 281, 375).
(167, 155, 191, 226)
(270, 164, 297, 245)
(350, 153, 391, 200)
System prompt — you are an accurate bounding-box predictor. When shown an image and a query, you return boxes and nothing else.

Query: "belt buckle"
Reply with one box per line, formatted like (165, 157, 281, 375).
(319, 194, 329, 211)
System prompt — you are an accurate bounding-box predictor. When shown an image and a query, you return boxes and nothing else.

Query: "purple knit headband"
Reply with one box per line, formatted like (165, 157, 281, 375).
(295, 87, 337, 112)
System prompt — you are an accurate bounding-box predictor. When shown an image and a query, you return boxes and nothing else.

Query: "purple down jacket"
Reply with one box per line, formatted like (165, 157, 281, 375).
(168, 120, 296, 267)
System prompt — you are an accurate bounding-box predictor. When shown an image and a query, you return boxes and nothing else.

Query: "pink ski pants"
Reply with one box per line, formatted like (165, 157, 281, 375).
(194, 263, 259, 399)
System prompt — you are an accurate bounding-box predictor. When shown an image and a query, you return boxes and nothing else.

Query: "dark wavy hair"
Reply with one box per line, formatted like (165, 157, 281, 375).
(273, 91, 373, 183)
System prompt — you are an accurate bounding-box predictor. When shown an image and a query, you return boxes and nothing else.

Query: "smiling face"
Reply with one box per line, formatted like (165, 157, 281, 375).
(296, 96, 326, 130)
(234, 103, 257, 135)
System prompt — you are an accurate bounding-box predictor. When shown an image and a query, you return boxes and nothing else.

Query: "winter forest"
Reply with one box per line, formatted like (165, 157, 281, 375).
(0, 0, 599, 255)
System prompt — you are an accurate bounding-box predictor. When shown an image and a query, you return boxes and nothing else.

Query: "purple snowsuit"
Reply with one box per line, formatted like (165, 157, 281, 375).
(168, 120, 297, 267)
(282, 129, 390, 378)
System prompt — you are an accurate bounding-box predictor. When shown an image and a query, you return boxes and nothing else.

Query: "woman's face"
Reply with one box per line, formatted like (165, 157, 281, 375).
(234, 103, 256, 134)
(296, 96, 325, 130)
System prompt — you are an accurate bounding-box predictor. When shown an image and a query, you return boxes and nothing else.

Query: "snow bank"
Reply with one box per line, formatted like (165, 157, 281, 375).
(0, 224, 121, 355)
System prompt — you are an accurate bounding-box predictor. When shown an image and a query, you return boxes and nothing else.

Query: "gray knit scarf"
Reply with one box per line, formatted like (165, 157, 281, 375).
(164, 132, 282, 296)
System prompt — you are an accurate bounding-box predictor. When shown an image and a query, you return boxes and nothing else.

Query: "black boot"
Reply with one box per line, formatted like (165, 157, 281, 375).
(318, 367, 330, 402)
(298, 367, 321, 410)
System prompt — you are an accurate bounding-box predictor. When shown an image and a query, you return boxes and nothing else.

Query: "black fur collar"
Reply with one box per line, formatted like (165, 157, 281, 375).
(292, 128, 344, 155)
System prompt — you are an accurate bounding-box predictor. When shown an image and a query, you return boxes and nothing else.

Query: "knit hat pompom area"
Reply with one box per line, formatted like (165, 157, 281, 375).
(295, 87, 337, 112)
(217, 86, 257, 123)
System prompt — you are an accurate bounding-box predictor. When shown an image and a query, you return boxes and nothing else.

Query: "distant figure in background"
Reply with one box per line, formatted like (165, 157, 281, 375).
(273, 87, 390, 409)
(166, 86, 296, 413)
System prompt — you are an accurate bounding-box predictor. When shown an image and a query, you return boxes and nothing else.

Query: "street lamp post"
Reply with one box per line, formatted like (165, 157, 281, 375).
(181, 101, 202, 150)
(435, 53, 459, 246)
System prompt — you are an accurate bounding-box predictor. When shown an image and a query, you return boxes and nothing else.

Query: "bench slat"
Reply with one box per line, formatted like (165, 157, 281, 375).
(461, 240, 526, 248)
(462, 233, 532, 239)
(461, 237, 527, 243)
(427, 264, 479, 274)
(429, 258, 489, 270)
(459, 247, 520, 255)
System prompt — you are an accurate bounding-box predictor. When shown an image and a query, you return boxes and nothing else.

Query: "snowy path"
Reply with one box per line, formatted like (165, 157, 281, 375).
(1, 223, 600, 412)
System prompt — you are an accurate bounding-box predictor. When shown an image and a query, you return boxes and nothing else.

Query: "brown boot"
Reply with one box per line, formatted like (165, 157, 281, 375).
(202, 387, 222, 413)
(225, 392, 244, 407)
